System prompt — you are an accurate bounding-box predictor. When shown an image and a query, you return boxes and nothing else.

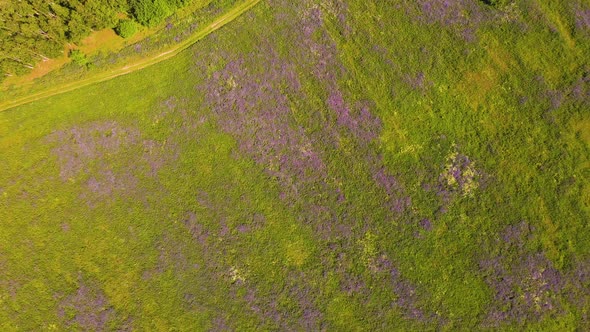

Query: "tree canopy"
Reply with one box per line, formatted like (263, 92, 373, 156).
(116, 19, 139, 38)
(0, 0, 196, 82)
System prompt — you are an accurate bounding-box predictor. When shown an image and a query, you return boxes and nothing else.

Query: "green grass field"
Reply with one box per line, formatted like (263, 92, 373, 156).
(0, 0, 589, 330)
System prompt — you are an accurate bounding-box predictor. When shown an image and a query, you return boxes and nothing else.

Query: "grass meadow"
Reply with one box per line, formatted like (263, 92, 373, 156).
(0, 0, 589, 330)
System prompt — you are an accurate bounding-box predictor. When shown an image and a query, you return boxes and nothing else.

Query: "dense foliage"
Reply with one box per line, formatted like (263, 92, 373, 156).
(0, 0, 589, 330)
(131, 0, 192, 26)
(116, 19, 139, 38)
(68, 49, 88, 66)
(0, 0, 198, 81)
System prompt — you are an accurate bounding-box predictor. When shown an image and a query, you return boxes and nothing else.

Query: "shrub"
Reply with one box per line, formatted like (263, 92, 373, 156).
(116, 19, 139, 38)
(69, 49, 88, 66)
(132, 0, 173, 27)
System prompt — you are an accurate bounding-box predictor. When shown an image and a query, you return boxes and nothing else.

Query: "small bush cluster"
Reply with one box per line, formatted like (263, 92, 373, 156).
(116, 20, 139, 38)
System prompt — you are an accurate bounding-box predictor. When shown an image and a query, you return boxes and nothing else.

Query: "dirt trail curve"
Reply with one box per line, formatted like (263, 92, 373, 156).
(0, 0, 261, 113)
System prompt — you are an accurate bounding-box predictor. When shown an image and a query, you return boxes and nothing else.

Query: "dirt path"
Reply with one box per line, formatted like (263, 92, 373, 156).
(0, 0, 261, 113)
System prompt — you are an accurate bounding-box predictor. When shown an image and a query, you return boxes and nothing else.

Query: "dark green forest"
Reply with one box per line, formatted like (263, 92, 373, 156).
(0, 0, 197, 81)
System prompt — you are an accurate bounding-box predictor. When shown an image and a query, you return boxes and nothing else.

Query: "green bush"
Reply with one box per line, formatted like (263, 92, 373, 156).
(133, 0, 173, 27)
(68, 49, 88, 66)
(116, 19, 139, 38)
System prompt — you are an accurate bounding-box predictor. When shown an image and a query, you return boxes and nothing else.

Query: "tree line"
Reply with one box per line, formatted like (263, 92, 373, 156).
(0, 0, 196, 82)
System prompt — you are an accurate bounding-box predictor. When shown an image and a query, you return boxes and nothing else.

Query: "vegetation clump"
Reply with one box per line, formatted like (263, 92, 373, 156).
(68, 49, 88, 66)
(116, 19, 140, 38)
(132, 0, 173, 27)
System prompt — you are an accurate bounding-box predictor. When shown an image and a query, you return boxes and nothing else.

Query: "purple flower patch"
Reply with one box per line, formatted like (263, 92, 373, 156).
(564, 259, 590, 326)
(241, 272, 325, 330)
(437, 146, 480, 204)
(203, 50, 328, 204)
(575, 7, 590, 31)
(47, 121, 178, 206)
(479, 223, 565, 326)
(369, 255, 439, 324)
(327, 91, 382, 143)
(373, 165, 412, 216)
(405, 72, 432, 92)
(47, 121, 140, 181)
(419, 218, 433, 231)
(182, 211, 210, 247)
(416, 0, 490, 41)
(57, 277, 124, 331)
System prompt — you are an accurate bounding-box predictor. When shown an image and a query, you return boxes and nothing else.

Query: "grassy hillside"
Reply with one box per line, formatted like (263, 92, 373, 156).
(0, 0, 589, 330)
